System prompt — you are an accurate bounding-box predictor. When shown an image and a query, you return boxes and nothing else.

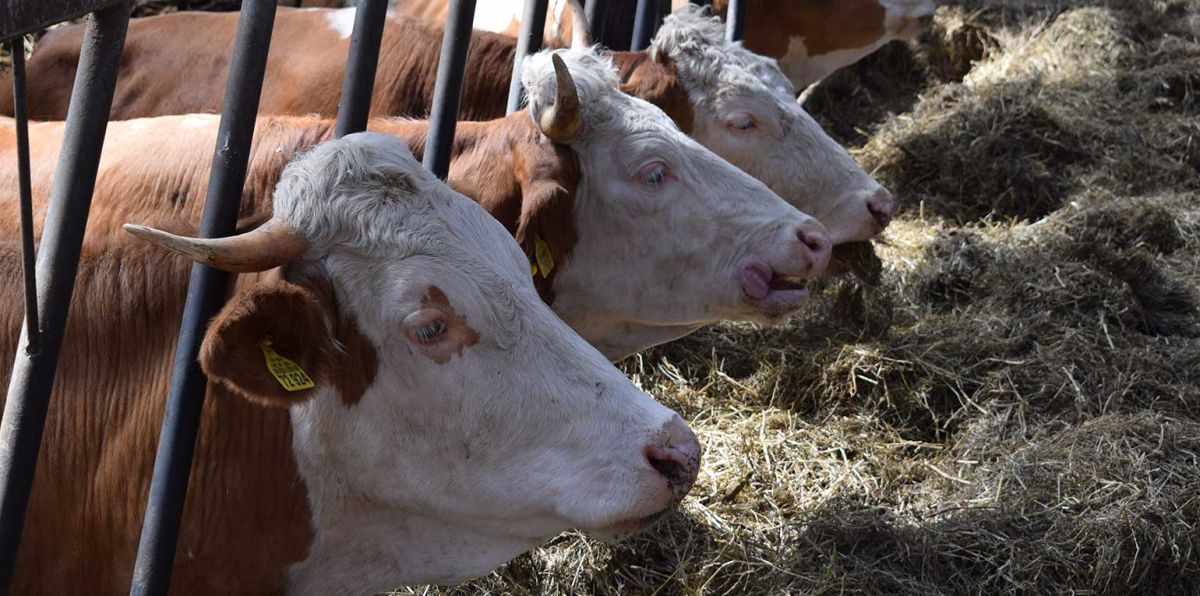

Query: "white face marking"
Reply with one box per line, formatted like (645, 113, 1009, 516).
(269, 133, 699, 591)
(654, 9, 889, 250)
(523, 50, 833, 359)
(325, 7, 356, 40)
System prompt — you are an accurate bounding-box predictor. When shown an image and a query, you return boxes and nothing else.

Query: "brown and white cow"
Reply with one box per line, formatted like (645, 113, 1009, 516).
(0, 5, 894, 246)
(392, 0, 937, 89)
(0, 132, 702, 593)
(0, 50, 830, 360)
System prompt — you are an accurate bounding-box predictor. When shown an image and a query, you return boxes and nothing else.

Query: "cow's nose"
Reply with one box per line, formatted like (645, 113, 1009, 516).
(796, 226, 831, 275)
(644, 418, 701, 501)
(867, 188, 895, 229)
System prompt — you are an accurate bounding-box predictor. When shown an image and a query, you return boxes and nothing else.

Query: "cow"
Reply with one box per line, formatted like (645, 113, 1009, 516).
(0, 132, 703, 594)
(392, 0, 937, 89)
(0, 50, 831, 361)
(0, 5, 896, 246)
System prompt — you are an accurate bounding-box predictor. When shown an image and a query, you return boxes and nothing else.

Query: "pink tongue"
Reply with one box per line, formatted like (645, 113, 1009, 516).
(739, 262, 772, 300)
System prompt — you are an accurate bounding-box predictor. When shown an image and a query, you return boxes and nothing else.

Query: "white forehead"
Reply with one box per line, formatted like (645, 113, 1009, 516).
(650, 6, 798, 108)
(521, 49, 686, 140)
(275, 134, 512, 255)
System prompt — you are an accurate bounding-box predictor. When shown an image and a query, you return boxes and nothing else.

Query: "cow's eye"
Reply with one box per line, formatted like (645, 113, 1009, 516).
(637, 162, 669, 188)
(413, 319, 447, 343)
(728, 114, 757, 132)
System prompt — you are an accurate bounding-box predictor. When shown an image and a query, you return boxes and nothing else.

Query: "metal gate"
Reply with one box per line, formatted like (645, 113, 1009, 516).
(0, 0, 744, 592)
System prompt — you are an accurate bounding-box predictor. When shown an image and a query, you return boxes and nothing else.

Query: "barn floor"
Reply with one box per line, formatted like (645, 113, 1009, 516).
(407, 1, 1200, 594)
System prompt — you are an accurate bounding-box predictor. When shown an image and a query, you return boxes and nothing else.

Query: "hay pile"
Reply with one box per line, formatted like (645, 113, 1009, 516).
(401, 1, 1200, 594)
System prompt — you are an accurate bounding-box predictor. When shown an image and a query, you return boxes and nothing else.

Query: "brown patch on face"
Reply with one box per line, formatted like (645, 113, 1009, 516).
(414, 286, 481, 365)
(715, 0, 888, 59)
(614, 51, 696, 134)
(288, 266, 381, 407)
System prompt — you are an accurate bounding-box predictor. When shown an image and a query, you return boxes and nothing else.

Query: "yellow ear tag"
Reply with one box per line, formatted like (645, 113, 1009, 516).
(534, 236, 555, 278)
(258, 336, 315, 392)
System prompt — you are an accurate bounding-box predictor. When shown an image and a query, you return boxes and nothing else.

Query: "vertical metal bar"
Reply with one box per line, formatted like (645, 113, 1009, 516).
(9, 41, 39, 353)
(0, 5, 130, 592)
(725, 0, 745, 42)
(630, 0, 658, 51)
(128, 1, 277, 593)
(333, 0, 389, 138)
(507, 0, 549, 114)
(422, 0, 476, 180)
(584, 0, 607, 46)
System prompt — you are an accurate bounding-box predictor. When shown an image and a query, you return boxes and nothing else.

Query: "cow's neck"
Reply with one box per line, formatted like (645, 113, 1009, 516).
(611, 51, 696, 133)
(285, 396, 538, 593)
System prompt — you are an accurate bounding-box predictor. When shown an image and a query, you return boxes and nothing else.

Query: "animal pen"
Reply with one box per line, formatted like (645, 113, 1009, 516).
(0, 0, 746, 593)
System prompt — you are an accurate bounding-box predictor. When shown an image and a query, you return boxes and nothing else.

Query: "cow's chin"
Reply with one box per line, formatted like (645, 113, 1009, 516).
(582, 509, 671, 544)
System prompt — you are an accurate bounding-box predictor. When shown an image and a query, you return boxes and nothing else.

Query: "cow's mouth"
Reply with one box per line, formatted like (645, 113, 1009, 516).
(739, 260, 811, 317)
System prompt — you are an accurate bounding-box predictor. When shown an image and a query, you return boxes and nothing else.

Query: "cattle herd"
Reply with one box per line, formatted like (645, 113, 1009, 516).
(0, 0, 936, 593)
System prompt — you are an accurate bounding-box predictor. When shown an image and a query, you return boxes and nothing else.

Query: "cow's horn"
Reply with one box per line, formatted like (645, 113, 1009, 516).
(565, 0, 592, 48)
(538, 54, 583, 143)
(123, 218, 307, 273)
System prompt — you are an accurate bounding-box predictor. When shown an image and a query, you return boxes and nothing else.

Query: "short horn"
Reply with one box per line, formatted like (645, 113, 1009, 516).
(538, 54, 583, 143)
(124, 218, 307, 273)
(565, 0, 592, 48)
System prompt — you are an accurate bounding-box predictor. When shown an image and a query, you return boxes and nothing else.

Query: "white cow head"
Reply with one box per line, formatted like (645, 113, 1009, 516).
(126, 134, 701, 592)
(651, 7, 896, 247)
(523, 50, 832, 360)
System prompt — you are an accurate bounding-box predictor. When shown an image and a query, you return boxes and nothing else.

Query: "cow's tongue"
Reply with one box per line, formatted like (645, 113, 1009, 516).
(739, 262, 773, 300)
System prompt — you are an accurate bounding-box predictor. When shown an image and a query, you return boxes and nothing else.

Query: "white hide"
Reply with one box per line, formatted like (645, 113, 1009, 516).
(265, 133, 696, 592)
(522, 50, 831, 360)
(652, 7, 891, 245)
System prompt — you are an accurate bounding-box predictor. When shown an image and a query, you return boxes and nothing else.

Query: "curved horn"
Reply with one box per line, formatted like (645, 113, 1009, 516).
(565, 0, 592, 48)
(537, 54, 584, 143)
(123, 218, 308, 273)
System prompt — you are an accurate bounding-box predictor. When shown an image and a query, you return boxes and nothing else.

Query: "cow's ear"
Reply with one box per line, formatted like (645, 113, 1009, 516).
(513, 140, 581, 290)
(200, 277, 333, 407)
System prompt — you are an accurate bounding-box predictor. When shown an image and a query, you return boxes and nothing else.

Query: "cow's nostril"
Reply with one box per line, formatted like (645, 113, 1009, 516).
(647, 450, 687, 483)
(797, 229, 829, 255)
(867, 189, 895, 228)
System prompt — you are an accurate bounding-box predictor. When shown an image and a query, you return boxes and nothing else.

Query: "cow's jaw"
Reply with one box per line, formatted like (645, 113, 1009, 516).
(286, 488, 546, 594)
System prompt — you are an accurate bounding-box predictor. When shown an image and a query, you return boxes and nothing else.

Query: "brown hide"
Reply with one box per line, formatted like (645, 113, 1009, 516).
(0, 239, 311, 595)
(7, 7, 693, 136)
(0, 113, 580, 297)
(12, 9, 517, 122)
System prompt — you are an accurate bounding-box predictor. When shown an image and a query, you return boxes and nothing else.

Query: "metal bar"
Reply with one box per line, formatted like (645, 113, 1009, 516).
(507, 0, 549, 114)
(1, 0, 126, 42)
(630, 0, 658, 51)
(725, 0, 745, 42)
(334, 0, 389, 137)
(128, 1, 278, 593)
(0, 5, 130, 593)
(584, 0, 607, 46)
(9, 41, 39, 353)
(422, 0, 476, 180)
